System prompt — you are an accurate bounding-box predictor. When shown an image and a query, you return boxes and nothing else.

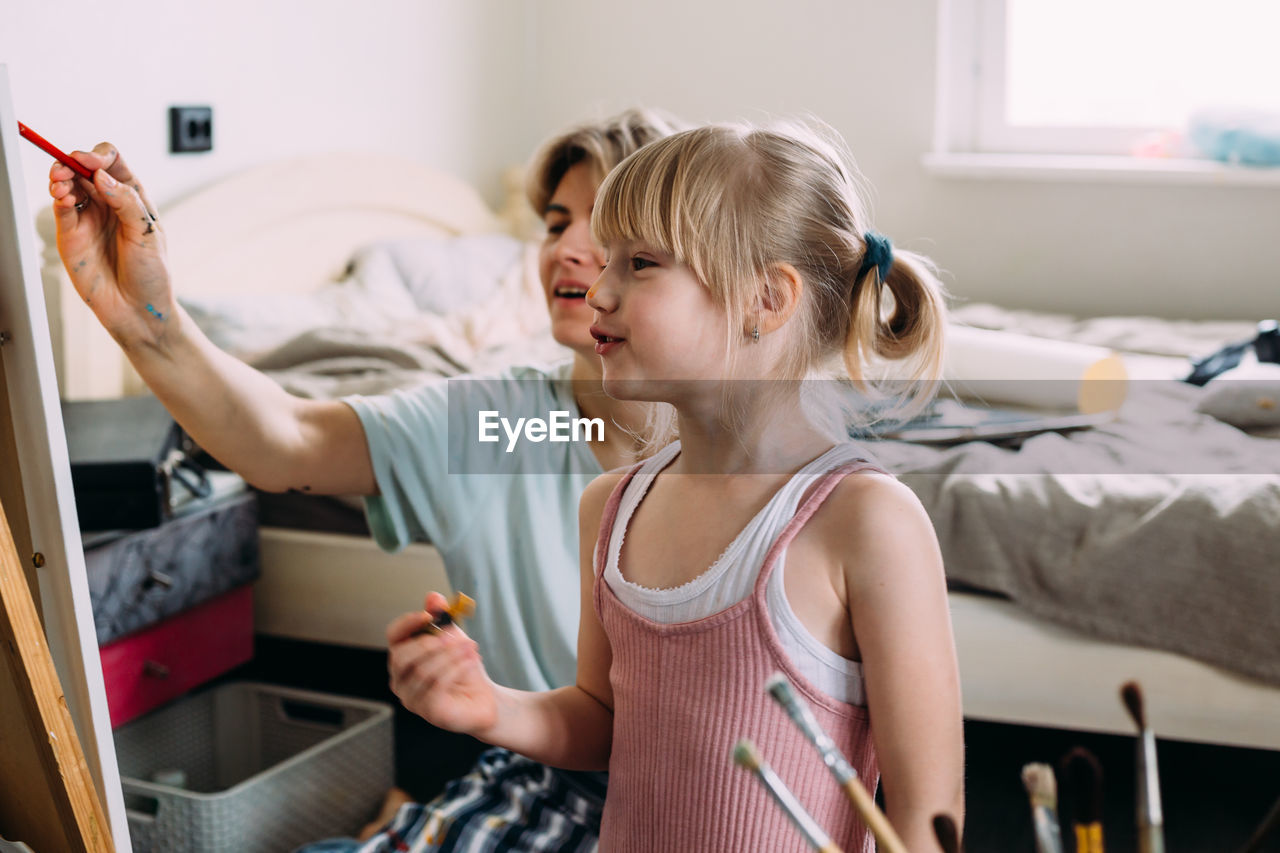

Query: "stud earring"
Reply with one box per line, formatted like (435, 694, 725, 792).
(751, 325, 760, 343)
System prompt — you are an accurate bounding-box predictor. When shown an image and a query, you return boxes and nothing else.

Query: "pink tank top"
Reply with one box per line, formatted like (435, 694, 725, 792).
(593, 455, 883, 852)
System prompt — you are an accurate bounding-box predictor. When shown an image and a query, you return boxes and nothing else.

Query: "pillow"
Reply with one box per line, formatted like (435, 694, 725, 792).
(1194, 357, 1280, 429)
(181, 233, 525, 359)
(347, 233, 524, 315)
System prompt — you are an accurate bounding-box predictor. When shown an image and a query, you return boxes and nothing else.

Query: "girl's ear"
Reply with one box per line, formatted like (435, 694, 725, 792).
(758, 263, 805, 335)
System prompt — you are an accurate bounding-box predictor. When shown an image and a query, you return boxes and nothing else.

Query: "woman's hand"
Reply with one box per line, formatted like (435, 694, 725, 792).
(387, 592, 498, 737)
(48, 143, 175, 347)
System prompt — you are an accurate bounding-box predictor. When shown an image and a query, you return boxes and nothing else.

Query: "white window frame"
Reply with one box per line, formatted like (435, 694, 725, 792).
(936, 0, 1156, 157)
(929, 0, 1280, 186)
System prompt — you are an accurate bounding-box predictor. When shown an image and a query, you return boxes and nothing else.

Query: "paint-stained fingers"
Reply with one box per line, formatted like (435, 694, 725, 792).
(49, 161, 82, 197)
(49, 173, 85, 218)
(73, 140, 158, 220)
(49, 159, 104, 220)
(93, 168, 160, 240)
(88, 142, 160, 222)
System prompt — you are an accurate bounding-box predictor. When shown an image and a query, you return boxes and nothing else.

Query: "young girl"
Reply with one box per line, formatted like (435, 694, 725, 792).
(388, 121, 965, 852)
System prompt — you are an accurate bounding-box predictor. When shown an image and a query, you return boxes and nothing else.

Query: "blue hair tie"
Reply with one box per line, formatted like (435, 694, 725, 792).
(857, 231, 893, 285)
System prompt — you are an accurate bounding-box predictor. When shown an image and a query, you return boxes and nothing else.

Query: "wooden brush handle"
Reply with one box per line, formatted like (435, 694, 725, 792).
(842, 778, 908, 853)
(817, 843, 845, 853)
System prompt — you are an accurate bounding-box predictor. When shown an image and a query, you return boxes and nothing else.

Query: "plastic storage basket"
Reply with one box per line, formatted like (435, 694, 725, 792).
(112, 681, 393, 852)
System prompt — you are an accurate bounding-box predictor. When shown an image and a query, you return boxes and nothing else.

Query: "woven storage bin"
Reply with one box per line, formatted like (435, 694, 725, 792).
(113, 681, 393, 852)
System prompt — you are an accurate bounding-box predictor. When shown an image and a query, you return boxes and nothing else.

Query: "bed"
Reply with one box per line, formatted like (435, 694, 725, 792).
(38, 152, 1280, 753)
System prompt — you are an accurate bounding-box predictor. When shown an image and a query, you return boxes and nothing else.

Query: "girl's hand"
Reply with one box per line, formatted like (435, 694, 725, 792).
(48, 143, 175, 347)
(387, 592, 498, 737)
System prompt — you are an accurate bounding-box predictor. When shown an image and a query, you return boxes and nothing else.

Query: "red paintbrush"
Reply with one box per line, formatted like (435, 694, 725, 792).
(18, 121, 95, 180)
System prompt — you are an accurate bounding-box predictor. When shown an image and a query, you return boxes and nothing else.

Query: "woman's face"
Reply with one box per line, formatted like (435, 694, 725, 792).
(538, 162, 605, 358)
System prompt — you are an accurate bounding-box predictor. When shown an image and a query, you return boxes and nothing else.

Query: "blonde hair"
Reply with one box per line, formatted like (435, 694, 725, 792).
(592, 120, 948, 436)
(526, 108, 688, 215)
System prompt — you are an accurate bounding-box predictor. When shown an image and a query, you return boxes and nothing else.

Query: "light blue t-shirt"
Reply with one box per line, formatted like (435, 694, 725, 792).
(344, 361, 603, 693)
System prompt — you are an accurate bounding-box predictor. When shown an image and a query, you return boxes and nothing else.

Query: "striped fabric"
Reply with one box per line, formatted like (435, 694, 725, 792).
(294, 748, 604, 853)
(593, 457, 882, 853)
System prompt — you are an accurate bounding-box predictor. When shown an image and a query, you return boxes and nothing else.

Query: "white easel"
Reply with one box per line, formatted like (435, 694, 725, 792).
(0, 64, 129, 851)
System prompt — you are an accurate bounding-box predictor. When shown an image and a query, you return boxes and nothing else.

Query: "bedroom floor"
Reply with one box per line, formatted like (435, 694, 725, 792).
(225, 637, 1280, 851)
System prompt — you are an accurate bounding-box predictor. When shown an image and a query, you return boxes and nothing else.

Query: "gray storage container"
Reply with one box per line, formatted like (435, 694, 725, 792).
(113, 681, 393, 852)
(85, 481, 260, 645)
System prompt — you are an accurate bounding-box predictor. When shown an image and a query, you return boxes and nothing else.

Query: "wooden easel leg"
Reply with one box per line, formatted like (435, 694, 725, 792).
(0, 495, 114, 852)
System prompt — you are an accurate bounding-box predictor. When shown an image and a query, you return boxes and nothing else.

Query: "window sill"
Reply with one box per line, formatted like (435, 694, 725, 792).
(923, 152, 1280, 188)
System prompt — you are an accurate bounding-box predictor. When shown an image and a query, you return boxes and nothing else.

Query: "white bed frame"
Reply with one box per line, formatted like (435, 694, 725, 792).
(39, 153, 1280, 753)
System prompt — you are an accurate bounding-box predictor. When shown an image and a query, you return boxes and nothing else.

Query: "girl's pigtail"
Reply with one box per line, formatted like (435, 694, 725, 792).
(843, 248, 947, 418)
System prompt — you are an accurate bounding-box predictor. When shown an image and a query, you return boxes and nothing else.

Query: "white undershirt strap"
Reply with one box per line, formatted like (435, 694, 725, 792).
(603, 441, 869, 704)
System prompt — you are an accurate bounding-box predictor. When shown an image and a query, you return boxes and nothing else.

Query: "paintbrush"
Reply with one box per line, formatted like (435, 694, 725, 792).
(1061, 747, 1105, 853)
(1120, 681, 1165, 853)
(1235, 790, 1280, 853)
(932, 812, 962, 853)
(1021, 762, 1064, 853)
(732, 739, 845, 853)
(764, 672, 908, 853)
(411, 591, 475, 636)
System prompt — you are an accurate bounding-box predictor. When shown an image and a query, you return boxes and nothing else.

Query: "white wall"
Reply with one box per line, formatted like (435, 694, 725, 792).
(512, 0, 1279, 321)
(2, 1, 530, 218)
(5, 0, 1276, 320)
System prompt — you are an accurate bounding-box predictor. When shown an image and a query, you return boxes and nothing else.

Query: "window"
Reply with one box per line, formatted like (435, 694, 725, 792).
(936, 0, 1280, 159)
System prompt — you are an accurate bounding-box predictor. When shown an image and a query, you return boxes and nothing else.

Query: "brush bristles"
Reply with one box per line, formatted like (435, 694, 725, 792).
(1021, 763, 1058, 809)
(932, 813, 961, 853)
(765, 672, 803, 719)
(1120, 680, 1145, 730)
(765, 671, 791, 696)
(1061, 747, 1103, 825)
(733, 739, 762, 773)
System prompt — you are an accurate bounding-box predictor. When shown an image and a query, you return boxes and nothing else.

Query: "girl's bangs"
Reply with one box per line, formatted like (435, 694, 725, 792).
(591, 141, 683, 259)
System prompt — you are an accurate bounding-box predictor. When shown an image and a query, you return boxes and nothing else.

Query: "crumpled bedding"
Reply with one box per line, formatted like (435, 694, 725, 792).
(244, 239, 571, 398)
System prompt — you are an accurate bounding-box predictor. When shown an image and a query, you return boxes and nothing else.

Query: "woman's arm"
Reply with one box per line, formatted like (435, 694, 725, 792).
(49, 144, 375, 495)
(832, 475, 965, 852)
(386, 473, 622, 770)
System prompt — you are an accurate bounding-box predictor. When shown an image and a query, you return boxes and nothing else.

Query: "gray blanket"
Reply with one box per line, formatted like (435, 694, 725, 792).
(869, 378, 1280, 686)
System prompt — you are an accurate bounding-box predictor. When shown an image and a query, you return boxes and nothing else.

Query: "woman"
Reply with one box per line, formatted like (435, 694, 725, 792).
(49, 107, 685, 851)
